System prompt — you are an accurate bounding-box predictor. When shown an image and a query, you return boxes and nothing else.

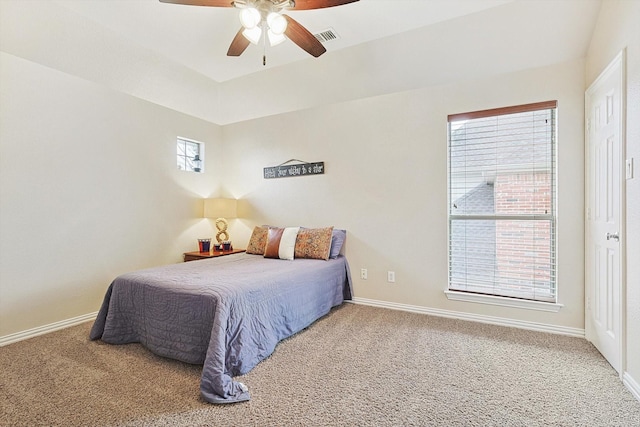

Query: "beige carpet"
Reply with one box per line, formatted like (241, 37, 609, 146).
(1, 303, 639, 426)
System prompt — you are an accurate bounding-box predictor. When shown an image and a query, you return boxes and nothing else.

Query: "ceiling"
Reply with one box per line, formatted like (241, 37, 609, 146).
(55, 0, 515, 83)
(1, 0, 602, 124)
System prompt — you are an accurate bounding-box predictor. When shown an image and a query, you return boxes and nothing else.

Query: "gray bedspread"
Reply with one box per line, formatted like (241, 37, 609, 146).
(90, 253, 352, 403)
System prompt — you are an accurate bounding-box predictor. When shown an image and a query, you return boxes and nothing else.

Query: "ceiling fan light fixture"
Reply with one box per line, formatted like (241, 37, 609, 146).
(160, 0, 360, 60)
(242, 26, 262, 45)
(268, 30, 286, 46)
(239, 7, 261, 29)
(266, 12, 287, 35)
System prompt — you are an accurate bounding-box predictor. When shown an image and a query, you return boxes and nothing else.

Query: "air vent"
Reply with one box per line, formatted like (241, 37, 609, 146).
(314, 28, 340, 44)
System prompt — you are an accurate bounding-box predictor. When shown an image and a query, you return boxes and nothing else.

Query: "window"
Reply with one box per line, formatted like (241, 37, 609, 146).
(177, 137, 204, 172)
(447, 101, 557, 303)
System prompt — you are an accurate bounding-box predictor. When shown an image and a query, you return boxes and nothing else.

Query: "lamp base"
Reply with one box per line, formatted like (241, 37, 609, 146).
(215, 217, 229, 243)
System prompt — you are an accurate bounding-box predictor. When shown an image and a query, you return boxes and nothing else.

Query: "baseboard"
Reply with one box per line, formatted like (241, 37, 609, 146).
(623, 372, 640, 402)
(350, 297, 585, 337)
(0, 298, 588, 346)
(0, 312, 98, 347)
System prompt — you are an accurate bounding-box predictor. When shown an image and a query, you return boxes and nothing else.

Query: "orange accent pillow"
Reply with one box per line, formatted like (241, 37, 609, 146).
(264, 227, 285, 258)
(264, 227, 300, 260)
(246, 226, 268, 255)
(294, 226, 334, 260)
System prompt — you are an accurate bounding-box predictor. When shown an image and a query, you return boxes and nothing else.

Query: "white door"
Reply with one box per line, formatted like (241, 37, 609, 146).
(585, 50, 626, 375)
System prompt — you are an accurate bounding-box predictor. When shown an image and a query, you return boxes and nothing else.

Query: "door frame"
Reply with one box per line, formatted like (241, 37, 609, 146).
(584, 48, 627, 377)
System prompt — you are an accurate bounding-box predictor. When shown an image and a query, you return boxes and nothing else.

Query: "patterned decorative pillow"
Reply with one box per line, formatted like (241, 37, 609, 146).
(294, 226, 334, 260)
(246, 226, 268, 255)
(264, 227, 300, 260)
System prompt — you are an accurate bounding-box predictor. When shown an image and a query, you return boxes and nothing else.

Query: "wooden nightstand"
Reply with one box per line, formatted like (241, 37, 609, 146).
(183, 248, 245, 262)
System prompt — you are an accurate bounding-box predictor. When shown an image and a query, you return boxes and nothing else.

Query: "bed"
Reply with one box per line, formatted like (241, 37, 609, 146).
(90, 247, 352, 404)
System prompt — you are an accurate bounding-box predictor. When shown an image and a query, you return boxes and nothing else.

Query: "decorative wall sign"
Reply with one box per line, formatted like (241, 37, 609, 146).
(263, 159, 325, 179)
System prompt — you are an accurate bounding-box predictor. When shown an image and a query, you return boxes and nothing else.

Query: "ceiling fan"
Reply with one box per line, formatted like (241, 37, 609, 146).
(159, 0, 359, 63)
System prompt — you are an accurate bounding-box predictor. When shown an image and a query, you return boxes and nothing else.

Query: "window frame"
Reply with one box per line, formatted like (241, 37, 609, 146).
(445, 101, 562, 311)
(176, 137, 204, 173)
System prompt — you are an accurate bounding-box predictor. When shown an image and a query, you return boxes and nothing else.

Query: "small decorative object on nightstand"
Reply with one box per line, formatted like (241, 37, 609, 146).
(197, 238, 211, 252)
(183, 248, 245, 262)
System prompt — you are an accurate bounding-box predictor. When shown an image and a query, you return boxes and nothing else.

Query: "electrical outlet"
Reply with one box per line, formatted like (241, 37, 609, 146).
(387, 271, 395, 283)
(360, 268, 368, 280)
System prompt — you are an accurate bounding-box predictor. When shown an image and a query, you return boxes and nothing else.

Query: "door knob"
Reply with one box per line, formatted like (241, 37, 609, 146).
(606, 232, 620, 241)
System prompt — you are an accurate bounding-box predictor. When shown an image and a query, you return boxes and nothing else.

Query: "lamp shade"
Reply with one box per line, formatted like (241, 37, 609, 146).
(204, 198, 237, 219)
(240, 7, 260, 29)
(268, 30, 286, 47)
(242, 26, 262, 45)
(267, 12, 287, 35)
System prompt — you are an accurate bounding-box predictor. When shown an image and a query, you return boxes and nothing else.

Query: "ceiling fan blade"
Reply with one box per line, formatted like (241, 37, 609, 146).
(283, 15, 326, 57)
(159, 0, 234, 7)
(288, 0, 359, 11)
(227, 27, 251, 56)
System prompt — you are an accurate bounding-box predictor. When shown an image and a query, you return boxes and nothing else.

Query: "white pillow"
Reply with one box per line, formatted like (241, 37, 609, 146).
(278, 227, 300, 260)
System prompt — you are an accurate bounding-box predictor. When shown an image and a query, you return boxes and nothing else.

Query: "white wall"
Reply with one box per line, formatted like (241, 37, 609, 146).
(0, 52, 222, 337)
(586, 0, 640, 396)
(222, 58, 586, 331)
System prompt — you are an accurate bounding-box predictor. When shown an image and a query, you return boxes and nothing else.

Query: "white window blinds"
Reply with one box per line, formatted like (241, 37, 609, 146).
(447, 101, 557, 302)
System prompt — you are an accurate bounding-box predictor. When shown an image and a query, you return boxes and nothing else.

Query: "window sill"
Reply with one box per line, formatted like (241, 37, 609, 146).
(444, 290, 563, 312)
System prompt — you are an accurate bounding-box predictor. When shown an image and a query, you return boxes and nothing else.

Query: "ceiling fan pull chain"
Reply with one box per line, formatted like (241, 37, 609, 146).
(263, 21, 267, 66)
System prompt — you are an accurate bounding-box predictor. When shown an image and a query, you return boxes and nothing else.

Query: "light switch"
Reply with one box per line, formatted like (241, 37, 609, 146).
(626, 158, 634, 180)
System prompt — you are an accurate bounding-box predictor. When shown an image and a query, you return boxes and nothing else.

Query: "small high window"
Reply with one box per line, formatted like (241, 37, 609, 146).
(177, 137, 204, 173)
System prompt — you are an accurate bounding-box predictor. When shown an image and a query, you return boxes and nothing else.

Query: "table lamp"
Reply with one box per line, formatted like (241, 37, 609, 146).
(203, 198, 237, 244)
